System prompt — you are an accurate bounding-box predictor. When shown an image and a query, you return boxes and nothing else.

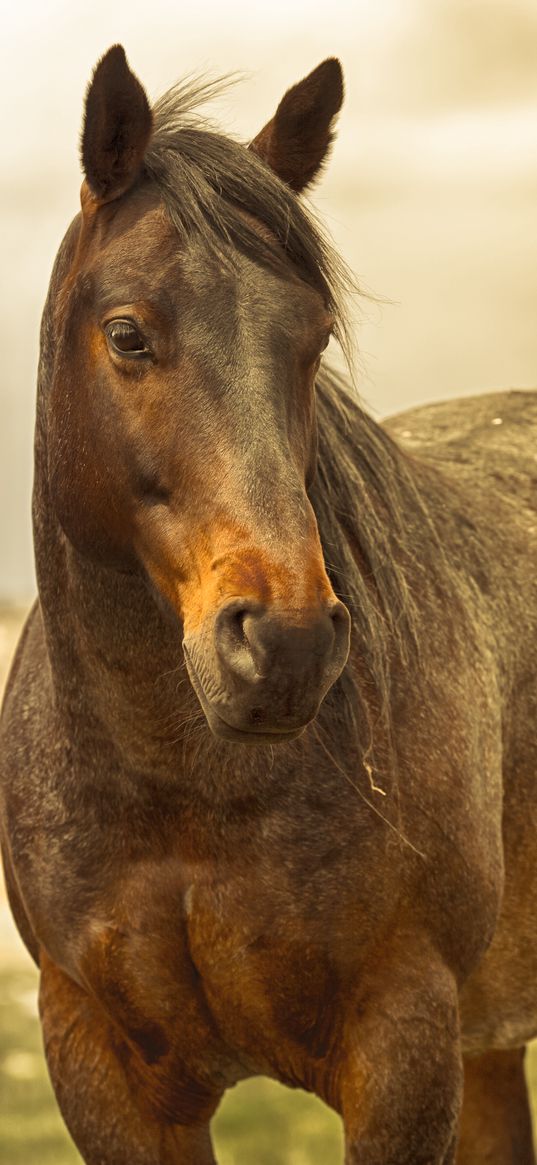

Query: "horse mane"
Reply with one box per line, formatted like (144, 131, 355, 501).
(311, 367, 426, 766)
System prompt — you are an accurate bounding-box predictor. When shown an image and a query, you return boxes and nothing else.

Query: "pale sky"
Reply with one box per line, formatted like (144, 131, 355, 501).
(1, 0, 537, 598)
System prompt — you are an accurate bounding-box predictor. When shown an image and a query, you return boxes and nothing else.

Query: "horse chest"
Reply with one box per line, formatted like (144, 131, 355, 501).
(182, 873, 347, 1068)
(79, 856, 367, 1101)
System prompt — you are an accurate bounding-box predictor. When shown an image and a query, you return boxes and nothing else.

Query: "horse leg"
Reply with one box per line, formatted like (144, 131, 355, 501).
(339, 946, 463, 1165)
(38, 950, 220, 1165)
(456, 1048, 535, 1164)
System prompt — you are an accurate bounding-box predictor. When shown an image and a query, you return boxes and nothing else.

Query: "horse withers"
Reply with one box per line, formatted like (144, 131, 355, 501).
(1, 45, 536, 1164)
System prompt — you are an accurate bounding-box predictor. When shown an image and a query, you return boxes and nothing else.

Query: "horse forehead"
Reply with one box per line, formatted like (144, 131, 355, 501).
(92, 195, 314, 300)
(87, 211, 241, 313)
(173, 247, 330, 353)
(93, 198, 179, 276)
(83, 197, 327, 351)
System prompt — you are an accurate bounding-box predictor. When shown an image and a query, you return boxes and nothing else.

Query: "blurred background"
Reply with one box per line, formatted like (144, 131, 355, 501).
(1, 0, 536, 1161)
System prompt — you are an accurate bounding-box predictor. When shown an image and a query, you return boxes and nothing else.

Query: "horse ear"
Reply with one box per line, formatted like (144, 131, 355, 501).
(81, 45, 153, 203)
(249, 59, 343, 193)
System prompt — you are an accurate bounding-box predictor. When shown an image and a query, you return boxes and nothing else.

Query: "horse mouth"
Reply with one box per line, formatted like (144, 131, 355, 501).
(204, 708, 305, 744)
(183, 647, 308, 744)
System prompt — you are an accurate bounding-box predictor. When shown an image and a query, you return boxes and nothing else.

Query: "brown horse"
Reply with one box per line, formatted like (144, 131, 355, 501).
(1, 44, 536, 1164)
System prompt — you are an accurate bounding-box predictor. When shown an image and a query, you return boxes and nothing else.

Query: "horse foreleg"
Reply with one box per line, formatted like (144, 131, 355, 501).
(456, 1048, 535, 1165)
(38, 950, 219, 1165)
(339, 948, 463, 1165)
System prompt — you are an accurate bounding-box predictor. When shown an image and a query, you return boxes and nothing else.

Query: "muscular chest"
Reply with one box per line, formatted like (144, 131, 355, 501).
(75, 843, 388, 1100)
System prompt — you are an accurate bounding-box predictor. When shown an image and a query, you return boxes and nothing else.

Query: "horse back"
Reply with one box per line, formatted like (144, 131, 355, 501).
(384, 388, 537, 512)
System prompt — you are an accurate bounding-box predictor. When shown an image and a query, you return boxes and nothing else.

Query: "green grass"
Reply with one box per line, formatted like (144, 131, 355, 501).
(0, 966, 80, 1165)
(1, 961, 536, 1164)
(213, 1079, 343, 1165)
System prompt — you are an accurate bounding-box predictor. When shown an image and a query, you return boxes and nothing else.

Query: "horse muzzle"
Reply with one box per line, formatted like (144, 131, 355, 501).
(183, 597, 351, 743)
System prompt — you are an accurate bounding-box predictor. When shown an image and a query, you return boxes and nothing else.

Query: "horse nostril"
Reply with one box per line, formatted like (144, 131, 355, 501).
(215, 598, 266, 682)
(330, 600, 350, 630)
(228, 605, 249, 647)
(328, 600, 351, 660)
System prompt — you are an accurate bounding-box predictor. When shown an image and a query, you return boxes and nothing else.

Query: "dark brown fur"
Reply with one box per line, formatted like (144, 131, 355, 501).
(1, 46, 536, 1164)
(82, 45, 153, 201)
(250, 58, 344, 192)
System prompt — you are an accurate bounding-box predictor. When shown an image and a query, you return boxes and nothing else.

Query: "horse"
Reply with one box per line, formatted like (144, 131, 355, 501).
(1, 43, 536, 1165)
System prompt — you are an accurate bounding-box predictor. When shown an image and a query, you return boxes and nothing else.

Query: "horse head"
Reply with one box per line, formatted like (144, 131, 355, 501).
(47, 46, 351, 743)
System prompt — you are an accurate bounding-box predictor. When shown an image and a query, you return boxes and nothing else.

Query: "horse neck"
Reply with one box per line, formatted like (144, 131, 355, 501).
(33, 423, 204, 770)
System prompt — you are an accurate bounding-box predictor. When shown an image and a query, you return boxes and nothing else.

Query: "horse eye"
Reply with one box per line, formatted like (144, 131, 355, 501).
(105, 320, 148, 355)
